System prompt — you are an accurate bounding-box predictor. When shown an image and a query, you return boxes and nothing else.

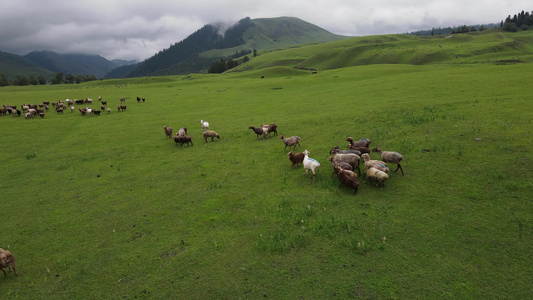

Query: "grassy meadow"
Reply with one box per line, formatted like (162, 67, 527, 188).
(1, 32, 533, 299)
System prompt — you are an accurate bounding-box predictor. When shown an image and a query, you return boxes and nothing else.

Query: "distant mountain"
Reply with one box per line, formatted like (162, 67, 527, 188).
(24, 51, 131, 78)
(0, 51, 55, 81)
(111, 59, 138, 67)
(113, 17, 347, 78)
(103, 63, 139, 79)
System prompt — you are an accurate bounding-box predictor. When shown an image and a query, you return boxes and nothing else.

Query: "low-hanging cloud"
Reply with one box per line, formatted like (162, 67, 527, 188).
(0, 0, 530, 61)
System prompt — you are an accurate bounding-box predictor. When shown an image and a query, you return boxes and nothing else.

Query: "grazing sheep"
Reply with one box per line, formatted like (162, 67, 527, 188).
(337, 168, 360, 194)
(200, 120, 209, 130)
(303, 150, 320, 181)
(280, 135, 301, 151)
(106, 108, 111, 113)
(0, 248, 18, 278)
(330, 146, 361, 156)
(39, 112, 45, 118)
(203, 130, 220, 142)
(249, 125, 267, 139)
(261, 123, 278, 136)
(173, 134, 193, 148)
(366, 167, 389, 187)
(163, 126, 173, 139)
(85, 107, 92, 116)
(333, 152, 361, 175)
(24, 112, 32, 119)
(288, 151, 305, 168)
(347, 144, 370, 154)
(92, 110, 101, 116)
(346, 137, 372, 148)
(328, 156, 353, 177)
(372, 147, 404, 175)
(70, 105, 75, 113)
(118, 105, 127, 111)
(119, 98, 126, 103)
(361, 153, 389, 173)
(178, 127, 187, 136)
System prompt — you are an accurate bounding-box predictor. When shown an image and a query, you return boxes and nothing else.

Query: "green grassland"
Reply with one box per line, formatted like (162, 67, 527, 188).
(1, 30, 532, 299)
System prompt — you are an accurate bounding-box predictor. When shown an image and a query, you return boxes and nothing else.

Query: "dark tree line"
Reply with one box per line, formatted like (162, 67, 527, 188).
(208, 55, 250, 74)
(408, 9, 533, 36)
(503, 10, 533, 32)
(0, 72, 97, 86)
(408, 24, 498, 36)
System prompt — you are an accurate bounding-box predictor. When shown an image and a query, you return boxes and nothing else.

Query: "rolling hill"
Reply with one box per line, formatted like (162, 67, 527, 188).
(0, 50, 55, 81)
(228, 29, 533, 74)
(122, 17, 348, 78)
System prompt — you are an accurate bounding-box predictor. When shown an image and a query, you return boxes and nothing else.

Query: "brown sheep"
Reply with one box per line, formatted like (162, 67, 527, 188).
(0, 248, 18, 278)
(288, 151, 305, 168)
(163, 126, 173, 139)
(249, 125, 267, 139)
(337, 169, 360, 194)
(346, 137, 371, 148)
(328, 156, 353, 177)
(347, 144, 370, 154)
(173, 134, 193, 148)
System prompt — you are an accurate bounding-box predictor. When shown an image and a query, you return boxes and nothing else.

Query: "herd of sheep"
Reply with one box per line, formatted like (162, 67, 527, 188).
(0, 94, 407, 279)
(164, 120, 405, 195)
(0, 95, 142, 119)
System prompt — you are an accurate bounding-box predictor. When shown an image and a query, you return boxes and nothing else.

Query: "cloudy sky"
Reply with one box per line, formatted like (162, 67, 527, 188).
(1, 0, 529, 61)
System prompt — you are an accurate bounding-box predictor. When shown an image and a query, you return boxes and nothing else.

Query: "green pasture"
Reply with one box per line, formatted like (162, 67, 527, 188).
(1, 37, 533, 298)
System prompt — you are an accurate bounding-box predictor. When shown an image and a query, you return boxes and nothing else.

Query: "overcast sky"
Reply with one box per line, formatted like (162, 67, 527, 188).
(0, 1, 529, 61)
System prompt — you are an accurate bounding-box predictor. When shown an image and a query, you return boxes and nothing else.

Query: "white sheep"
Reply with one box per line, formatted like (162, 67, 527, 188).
(200, 120, 209, 131)
(303, 150, 320, 181)
(366, 167, 389, 187)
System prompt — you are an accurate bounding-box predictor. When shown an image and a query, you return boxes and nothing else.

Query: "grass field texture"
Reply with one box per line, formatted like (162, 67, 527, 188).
(1, 32, 532, 299)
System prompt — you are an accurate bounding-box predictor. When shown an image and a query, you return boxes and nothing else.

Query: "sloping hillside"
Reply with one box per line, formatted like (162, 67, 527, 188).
(122, 17, 347, 78)
(229, 29, 533, 74)
(0, 51, 55, 81)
